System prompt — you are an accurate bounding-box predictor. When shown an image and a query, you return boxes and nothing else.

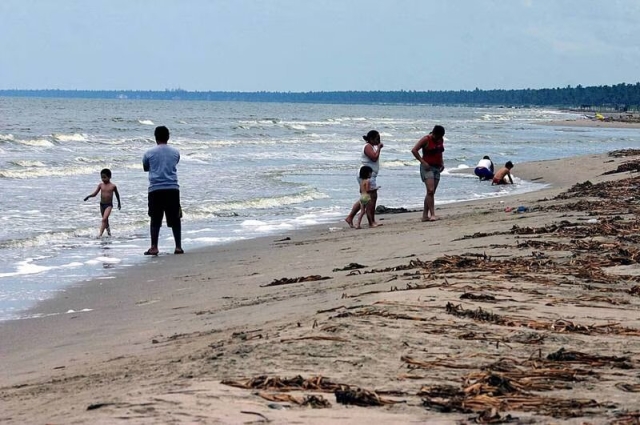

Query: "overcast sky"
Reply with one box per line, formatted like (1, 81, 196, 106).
(1, 0, 639, 92)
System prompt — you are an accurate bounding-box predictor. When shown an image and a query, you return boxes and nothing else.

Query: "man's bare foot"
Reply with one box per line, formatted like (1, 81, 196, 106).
(370, 222, 382, 228)
(345, 217, 354, 228)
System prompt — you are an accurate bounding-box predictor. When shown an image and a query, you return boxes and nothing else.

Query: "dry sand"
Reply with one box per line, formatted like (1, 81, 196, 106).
(2, 151, 640, 424)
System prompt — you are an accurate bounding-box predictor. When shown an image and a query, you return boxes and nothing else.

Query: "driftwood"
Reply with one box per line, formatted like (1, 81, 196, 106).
(335, 387, 402, 406)
(261, 275, 331, 287)
(420, 368, 604, 418)
(222, 375, 402, 407)
(257, 391, 331, 408)
(332, 263, 367, 272)
(221, 375, 348, 393)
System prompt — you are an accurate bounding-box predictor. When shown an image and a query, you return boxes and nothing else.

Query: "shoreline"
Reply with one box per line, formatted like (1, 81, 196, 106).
(2, 151, 640, 423)
(543, 112, 640, 129)
(0, 169, 545, 323)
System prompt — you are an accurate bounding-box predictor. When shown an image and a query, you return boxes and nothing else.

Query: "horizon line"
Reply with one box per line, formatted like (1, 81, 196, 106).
(2, 82, 640, 93)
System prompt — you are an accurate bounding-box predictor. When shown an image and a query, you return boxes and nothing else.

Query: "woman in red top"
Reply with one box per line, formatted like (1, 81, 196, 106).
(411, 125, 445, 222)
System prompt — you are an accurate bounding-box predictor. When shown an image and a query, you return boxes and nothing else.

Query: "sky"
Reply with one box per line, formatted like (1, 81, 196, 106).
(1, 0, 639, 92)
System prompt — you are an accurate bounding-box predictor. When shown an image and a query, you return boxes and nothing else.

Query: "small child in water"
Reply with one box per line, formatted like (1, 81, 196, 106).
(84, 168, 121, 237)
(492, 161, 514, 185)
(355, 165, 375, 229)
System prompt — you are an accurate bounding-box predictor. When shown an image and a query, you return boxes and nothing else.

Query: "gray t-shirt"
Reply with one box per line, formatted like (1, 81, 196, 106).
(142, 144, 180, 192)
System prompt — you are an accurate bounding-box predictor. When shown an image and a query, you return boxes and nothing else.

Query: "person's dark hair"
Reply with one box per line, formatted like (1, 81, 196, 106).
(505, 161, 514, 169)
(359, 165, 373, 179)
(483, 155, 491, 160)
(432, 125, 445, 137)
(362, 130, 380, 143)
(100, 168, 112, 178)
(154, 126, 170, 143)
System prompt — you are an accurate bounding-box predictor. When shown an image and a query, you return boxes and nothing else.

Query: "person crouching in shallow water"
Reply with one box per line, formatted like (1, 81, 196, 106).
(412, 125, 445, 222)
(142, 126, 184, 255)
(492, 161, 514, 185)
(355, 166, 374, 229)
(474, 155, 494, 181)
(345, 130, 383, 228)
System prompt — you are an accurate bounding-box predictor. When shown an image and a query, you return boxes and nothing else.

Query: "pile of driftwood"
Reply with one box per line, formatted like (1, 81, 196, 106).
(411, 350, 631, 418)
(221, 375, 402, 407)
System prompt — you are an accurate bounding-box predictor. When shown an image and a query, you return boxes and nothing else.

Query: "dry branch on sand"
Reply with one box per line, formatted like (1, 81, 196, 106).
(261, 275, 331, 287)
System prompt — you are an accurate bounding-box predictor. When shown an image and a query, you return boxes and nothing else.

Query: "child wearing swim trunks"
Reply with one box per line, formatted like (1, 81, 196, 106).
(84, 168, 121, 237)
(355, 166, 374, 229)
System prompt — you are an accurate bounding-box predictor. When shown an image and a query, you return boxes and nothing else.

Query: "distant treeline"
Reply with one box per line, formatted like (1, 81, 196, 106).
(2, 82, 640, 110)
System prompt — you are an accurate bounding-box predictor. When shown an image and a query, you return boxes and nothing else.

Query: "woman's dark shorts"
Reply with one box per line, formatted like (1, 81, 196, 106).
(148, 189, 181, 228)
(474, 167, 494, 180)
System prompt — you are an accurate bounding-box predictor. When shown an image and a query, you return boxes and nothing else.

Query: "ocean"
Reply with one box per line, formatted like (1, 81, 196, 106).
(1, 97, 638, 321)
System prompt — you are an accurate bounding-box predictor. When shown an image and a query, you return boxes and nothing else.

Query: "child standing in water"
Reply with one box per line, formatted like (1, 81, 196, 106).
(84, 168, 121, 237)
(355, 166, 374, 229)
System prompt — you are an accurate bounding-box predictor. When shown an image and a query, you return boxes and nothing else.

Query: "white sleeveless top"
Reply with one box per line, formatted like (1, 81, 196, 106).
(360, 143, 380, 175)
(476, 158, 492, 169)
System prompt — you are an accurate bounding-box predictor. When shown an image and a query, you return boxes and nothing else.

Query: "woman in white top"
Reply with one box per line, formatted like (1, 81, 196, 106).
(474, 155, 494, 181)
(345, 130, 383, 228)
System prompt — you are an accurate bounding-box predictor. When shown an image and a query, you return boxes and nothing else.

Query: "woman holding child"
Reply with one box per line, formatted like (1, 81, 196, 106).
(345, 130, 383, 228)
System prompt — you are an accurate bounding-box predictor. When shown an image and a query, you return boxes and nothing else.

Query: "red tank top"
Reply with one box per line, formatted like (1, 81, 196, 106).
(421, 134, 444, 167)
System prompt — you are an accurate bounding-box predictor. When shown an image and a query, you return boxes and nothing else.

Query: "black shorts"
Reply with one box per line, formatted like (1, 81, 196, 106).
(148, 189, 181, 228)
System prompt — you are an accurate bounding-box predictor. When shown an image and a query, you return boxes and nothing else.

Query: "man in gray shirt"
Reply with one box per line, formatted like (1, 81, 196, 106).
(142, 126, 183, 255)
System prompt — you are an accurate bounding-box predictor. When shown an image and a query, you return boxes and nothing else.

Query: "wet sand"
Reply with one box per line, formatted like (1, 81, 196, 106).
(2, 151, 640, 424)
(544, 112, 640, 129)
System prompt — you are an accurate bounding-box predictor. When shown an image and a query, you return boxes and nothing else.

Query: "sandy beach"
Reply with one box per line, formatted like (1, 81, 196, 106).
(544, 112, 640, 129)
(2, 150, 640, 424)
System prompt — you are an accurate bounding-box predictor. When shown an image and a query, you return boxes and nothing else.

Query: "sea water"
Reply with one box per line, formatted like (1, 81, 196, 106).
(1, 97, 638, 320)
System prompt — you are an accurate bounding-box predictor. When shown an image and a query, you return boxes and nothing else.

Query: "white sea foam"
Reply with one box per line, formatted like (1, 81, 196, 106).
(285, 124, 307, 131)
(75, 157, 106, 163)
(0, 165, 97, 179)
(17, 138, 54, 147)
(138, 119, 155, 125)
(181, 152, 212, 163)
(0, 259, 82, 278)
(0, 133, 15, 141)
(237, 221, 295, 233)
(12, 160, 46, 167)
(0, 226, 102, 249)
(85, 257, 121, 265)
(53, 133, 88, 142)
(183, 236, 244, 244)
(195, 189, 329, 215)
(383, 160, 415, 168)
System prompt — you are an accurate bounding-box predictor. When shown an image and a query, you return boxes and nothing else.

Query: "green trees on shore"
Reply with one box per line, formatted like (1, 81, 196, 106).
(2, 82, 639, 110)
